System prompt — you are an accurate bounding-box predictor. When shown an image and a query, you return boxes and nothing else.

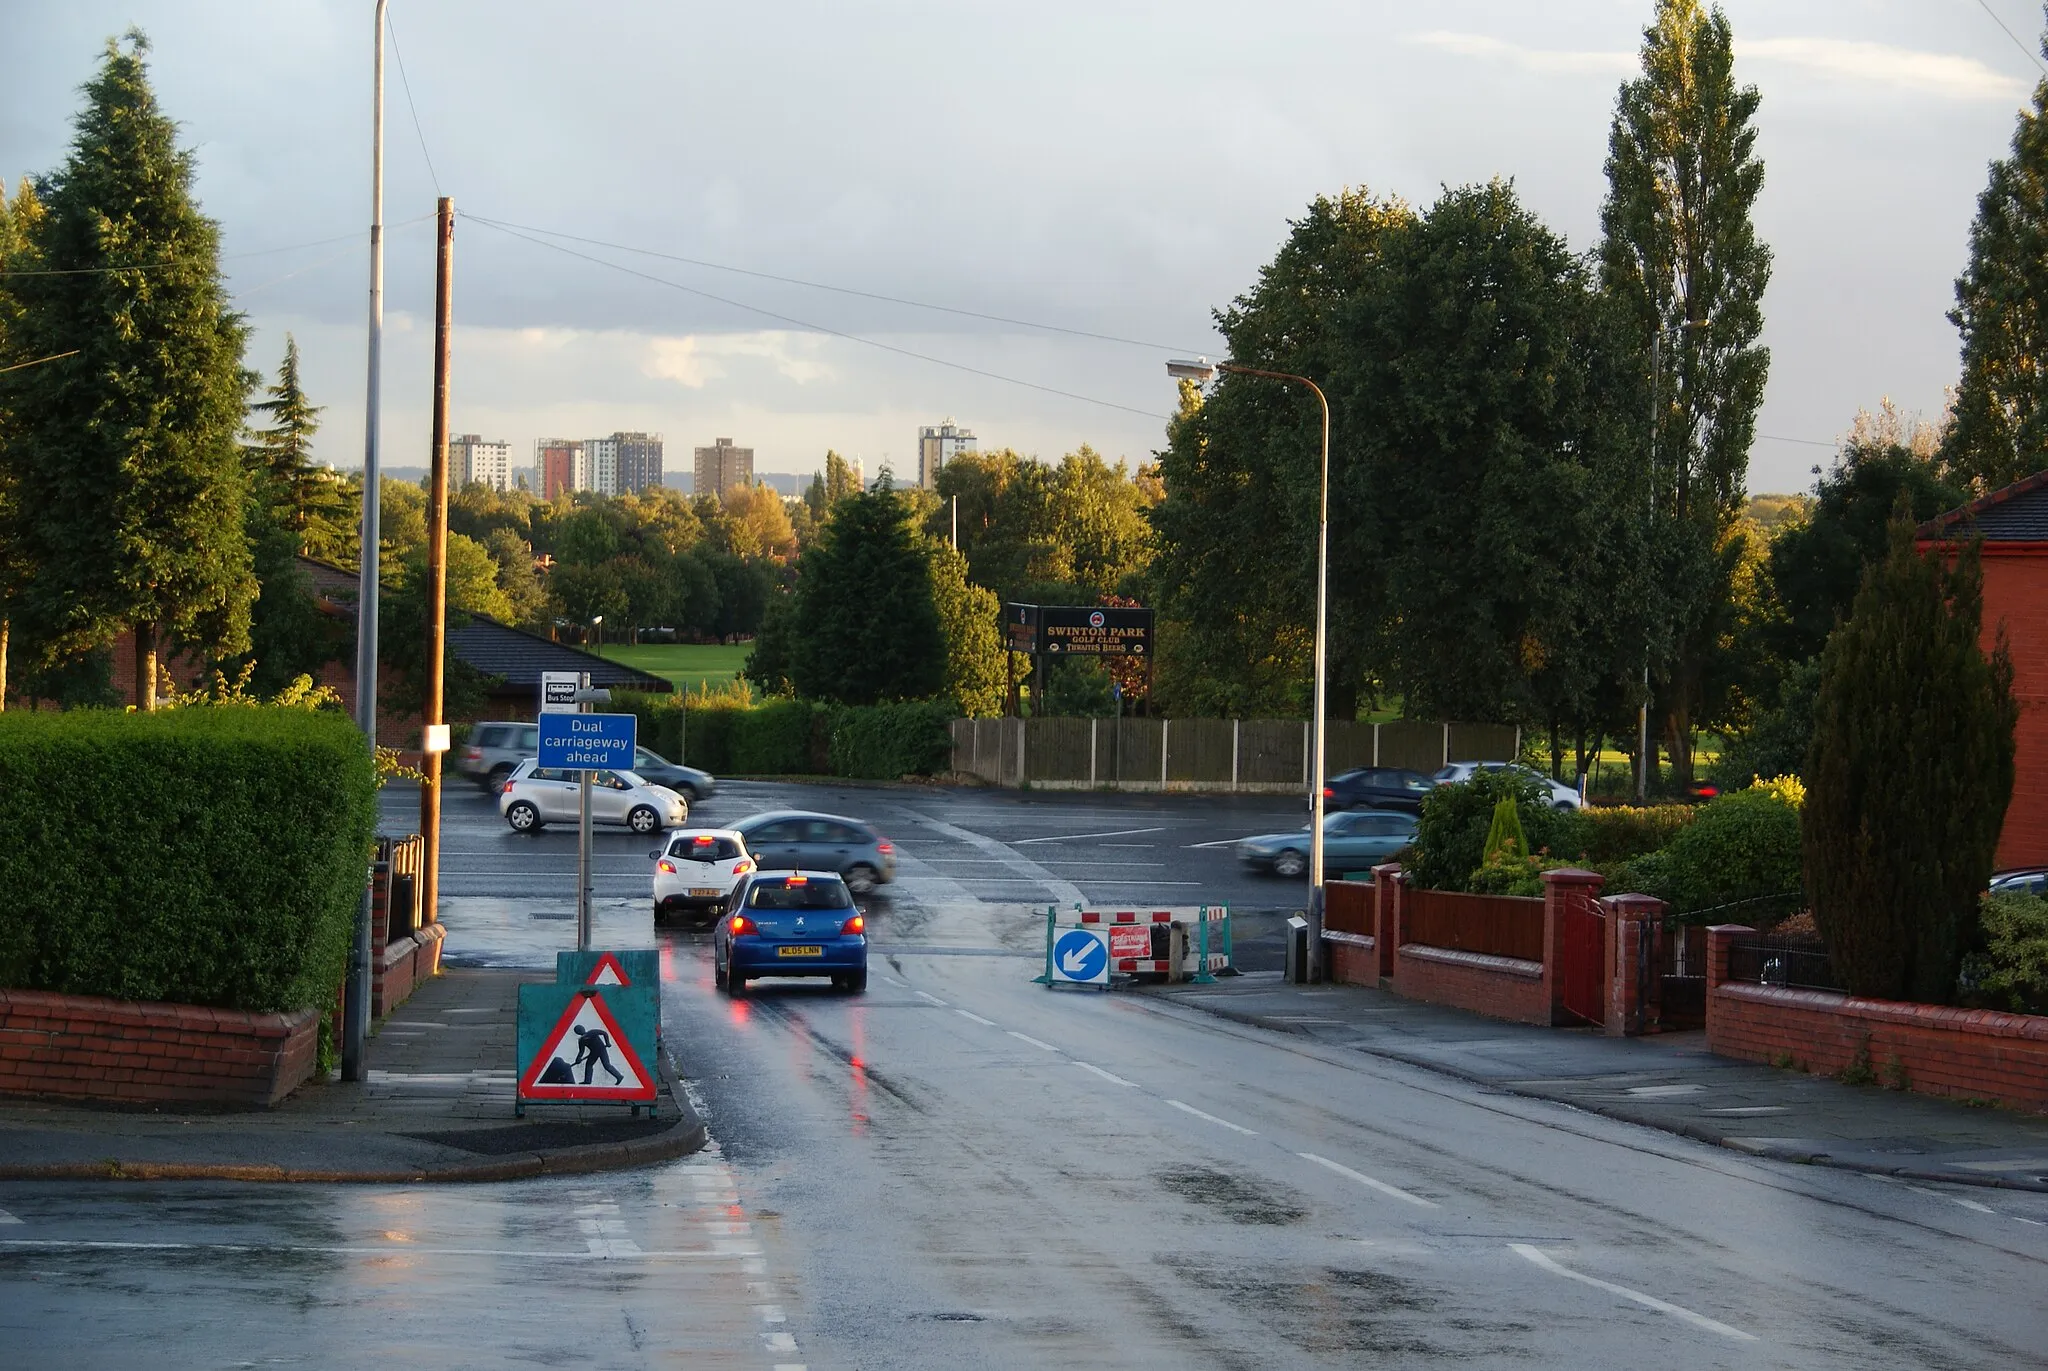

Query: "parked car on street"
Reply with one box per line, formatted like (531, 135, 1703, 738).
(456, 721, 539, 791)
(1237, 809, 1418, 879)
(732, 810, 896, 895)
(1317, 766, 1436, 813)
(1432, 760, 1584, 811)
(627, 746, 718, 802)
(650, 828, 754, 924)
(499, 760, 689, 834)
(715, 870, 868, 995)
(1990, 867, 2048, 898)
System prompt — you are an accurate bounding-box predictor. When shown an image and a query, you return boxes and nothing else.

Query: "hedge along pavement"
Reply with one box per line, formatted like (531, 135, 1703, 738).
(0, 707, 377, 1014)
(616, 694, 954, 781)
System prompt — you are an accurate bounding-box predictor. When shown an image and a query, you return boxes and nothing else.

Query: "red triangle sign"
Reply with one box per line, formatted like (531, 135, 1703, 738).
(518, 990, 657, 1102)
(586, 952, 631, 987)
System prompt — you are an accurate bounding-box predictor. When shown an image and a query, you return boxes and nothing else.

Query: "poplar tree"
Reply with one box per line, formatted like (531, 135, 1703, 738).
(0, 32, 255, 709)
(1599, 0, 1771, 785)
(1943, 33, 2048, 494)
(1803, 520, 2015, 1003)
(0, 177, 45, 709)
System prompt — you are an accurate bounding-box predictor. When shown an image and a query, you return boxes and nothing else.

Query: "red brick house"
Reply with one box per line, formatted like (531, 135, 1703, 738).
(1918, 472, 2048, 870)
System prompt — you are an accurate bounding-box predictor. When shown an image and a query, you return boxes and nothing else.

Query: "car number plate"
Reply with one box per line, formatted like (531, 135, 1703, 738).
(777, 945, 823, 957)
(689, 887, 722, 897)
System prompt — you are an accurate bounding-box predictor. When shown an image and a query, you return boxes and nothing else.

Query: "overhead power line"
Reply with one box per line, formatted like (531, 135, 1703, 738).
(468, 214, 1211, 355)
(465, 213, 1172, 421)
(0, 212, 435, 278)
(1972, 0, 2048, 76)
(0, 349, 79, 375)
(385, 4, 443, 195)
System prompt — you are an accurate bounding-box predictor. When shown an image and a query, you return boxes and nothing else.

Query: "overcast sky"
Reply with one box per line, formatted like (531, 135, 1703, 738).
(3, 1, 2041, 492)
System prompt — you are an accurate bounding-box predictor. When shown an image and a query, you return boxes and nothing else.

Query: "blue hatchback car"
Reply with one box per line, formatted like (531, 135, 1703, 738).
(715, 871, 868, 996)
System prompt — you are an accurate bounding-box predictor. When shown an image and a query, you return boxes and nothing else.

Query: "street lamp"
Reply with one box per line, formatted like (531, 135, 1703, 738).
(1168, 356, 1333, 980)
(592, 614, 603, 650)
(1638, 318, 1712, 803)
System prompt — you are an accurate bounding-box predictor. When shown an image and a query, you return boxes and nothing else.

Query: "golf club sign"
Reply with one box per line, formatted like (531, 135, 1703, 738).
(1004, 603, 1153, 657)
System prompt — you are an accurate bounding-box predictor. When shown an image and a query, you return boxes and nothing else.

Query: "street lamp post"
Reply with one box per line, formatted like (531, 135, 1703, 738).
(1169, 357, 1332, 980)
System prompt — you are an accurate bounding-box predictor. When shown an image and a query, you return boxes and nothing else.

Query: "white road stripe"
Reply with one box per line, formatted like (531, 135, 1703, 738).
(0, 1208, 19, 1225)
(1007, 1031, 1060, 1052)
(955, 1009, 997, 1026)
(1183, 838, 1241, 849)
(1166, 1099, 1258, 1135)
(2015, 1217, 2045, 1226)
(1298, 1152, 1439, 1209)
(878, 974, 904, 986)
(1014, 827, 1166, 844)
(914, 990, 949, 1007)
(1073, 1061, 1139, 1087)
(1906, 1183, 1997, 1214)
(1510, 1245, 1756, 1342)
(0, 1239, 745, 1261)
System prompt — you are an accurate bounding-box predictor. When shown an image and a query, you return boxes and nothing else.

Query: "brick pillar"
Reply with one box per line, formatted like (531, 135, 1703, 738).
(1603, 893, 1666, 1037)
(369, 860, 392, 946)
(1371, 862, 1402, 982)
(1703, 925, 1754, 1050)
(1540, 868, 1605, 1026)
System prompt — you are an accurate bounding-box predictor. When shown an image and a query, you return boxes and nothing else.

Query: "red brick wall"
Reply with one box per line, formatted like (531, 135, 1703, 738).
(1706, 925, 2048, 1114)
(0, 989, 320, 1108)
(1391, 945, 1549, 1024)
(1326, 939, 1379, 987)
(1982, 551, 2048, 869)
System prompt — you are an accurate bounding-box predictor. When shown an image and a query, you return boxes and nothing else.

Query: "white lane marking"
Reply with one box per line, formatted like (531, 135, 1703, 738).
(914, 990, 949, 1007)
(878, 974, 904, 986)
(1073, 1061, 1139, 1087)
(2015, 1217, 2045, 1227)
(901, 810, 1087, 906)
(1298, 1152, 1439, 1209)
(0, 1239, 742, 1261)
(1183, 838, 1241, 849)
(1166, 1099, 1258, 1135)
(1510, 1245, 1756, 1342)
(765, 1331, 799, 1352)
(1905, 1183, 1998, 1214)
(755, 1304, 787, 1323)
(954, 1009, 997, 1027)
(1013, 827, 1166, 844)
(1008, 1031, 1060, 1053)
(0, 1208, 19, 1225)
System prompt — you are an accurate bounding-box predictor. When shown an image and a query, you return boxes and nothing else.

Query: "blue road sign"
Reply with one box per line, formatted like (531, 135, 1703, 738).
(1051, 926, 1109, 985)
(537, 711, 637, 771)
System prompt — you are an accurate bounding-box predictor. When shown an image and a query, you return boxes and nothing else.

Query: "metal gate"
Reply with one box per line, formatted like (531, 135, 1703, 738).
(1557, 890, 1605, 1026)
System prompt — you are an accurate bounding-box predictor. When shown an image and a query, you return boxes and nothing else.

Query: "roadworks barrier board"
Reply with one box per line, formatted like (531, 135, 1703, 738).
(516, 982, 659, 1114)
(557, 949, 660, 989)
(1035, 906, 1231, 986)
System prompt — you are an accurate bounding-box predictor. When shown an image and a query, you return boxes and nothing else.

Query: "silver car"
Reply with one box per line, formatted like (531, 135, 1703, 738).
(732, 809, 897, 896)
(499, 759, 689, 835)
(456, 721, 539, 791)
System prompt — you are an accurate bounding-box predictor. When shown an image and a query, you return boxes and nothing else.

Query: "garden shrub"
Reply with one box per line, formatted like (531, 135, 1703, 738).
(733, 699, 825, 773)
(0, 707, 376, 1013)
(827, 701, 954, 779)
(1638, 779, 1804, 920)
(1569, 804, 1695, 865)
(1974, 892, 2048, 1014)
(1409, 768, 1577, 892)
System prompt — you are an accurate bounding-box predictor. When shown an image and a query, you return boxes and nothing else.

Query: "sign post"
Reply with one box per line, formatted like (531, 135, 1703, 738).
(538, 701, 635, 950)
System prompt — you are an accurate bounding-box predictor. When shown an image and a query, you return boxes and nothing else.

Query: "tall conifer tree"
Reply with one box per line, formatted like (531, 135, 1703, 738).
(0, 32, 255, 709)
(1943, 28, 2048, 495)
(1599, 0, 1771, 784)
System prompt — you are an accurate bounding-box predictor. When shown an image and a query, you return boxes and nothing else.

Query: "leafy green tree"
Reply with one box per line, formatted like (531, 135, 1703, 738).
(481, 527, 549, 628)
(705, 551, 772, 641)
(0, 176, 44, 707)
(1804, 521, 2016, 1002)
(551, 504, 624, 567)
(927, 542, 1004, 716)
(549, 561, 628, 638)
(1600, 0, 1772, 784)
(824, 450, 861, 504)
(244, 336, 348, 552)
(1944, 40, 2048, 494)
(0, 33, 257, 708)
(789, 484, 945, 705)
(743, 591, 796, 695)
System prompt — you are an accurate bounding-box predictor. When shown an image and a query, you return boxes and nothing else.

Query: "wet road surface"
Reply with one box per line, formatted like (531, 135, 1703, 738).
(3, 779, 2044, 1366)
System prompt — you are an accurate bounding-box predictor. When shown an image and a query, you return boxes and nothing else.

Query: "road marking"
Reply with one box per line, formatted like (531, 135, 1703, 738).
(1183, 838, 1241, 849)
(755, 1304, 787, 1323)
(2015, 1217, 2045, 1226)
(1904, 1183, 1998, 1214)
(878, 974, 904, 986)
(0, 1208, 19, 1225)
(954, 1009, 997, 1026)
(903, 810, 1086, 906)
(1014, 827, 1166, 844)
(1166, 1099, 1258, 1135)
(1008, 1031, 1060, 1052)
(1073, 1061, 1139, 1087)
(0, 1239, 744, 1261)
(1509, 1245, 1756, 1342)
(914, 990, 949, 1007)
(765, 1331, 799, 1352)
(1298, 1152, 1439, 1209)
(1072, 880, 1204, 886)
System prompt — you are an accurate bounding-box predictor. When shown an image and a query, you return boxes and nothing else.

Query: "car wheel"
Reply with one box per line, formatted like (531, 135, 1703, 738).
(506, 801, 541, 833)
(844, 969, 868, 994)
(713, 961, 728, 990)
(728, 973, 748, 998)
(485, 764, 512, 792)
(846, 864, 880, 896)
(1555, 800, 1576, 812)
(628, 805, 660, 835)
(1272, 848, 1308, 879)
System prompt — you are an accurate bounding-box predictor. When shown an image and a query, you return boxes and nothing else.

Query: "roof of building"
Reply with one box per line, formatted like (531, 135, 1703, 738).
(294, 555, 673, 694)
(1918, 469, 2048, 543)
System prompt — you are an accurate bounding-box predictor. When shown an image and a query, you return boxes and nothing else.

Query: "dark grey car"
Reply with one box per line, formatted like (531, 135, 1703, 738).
(733, 810, 897, 896)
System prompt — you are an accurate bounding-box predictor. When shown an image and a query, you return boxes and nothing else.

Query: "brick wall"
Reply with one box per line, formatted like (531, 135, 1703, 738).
(1975, 550, 2048, 869)
(0, 989, 320, 1108)
(1392, 944, 1549, 1024)
(1706, 924, 2048, 1114)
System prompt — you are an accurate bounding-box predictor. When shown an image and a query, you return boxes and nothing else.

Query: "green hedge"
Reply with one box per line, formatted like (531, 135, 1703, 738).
(616, 693, 951, 779)
(1571, 805, 1696, 865)
(0, 708, 377, 1013)
(1615, 783, 1804, 920)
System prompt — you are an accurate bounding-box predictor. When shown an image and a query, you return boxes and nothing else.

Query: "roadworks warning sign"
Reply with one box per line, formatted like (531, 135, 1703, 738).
(517, 985, 658, 1104)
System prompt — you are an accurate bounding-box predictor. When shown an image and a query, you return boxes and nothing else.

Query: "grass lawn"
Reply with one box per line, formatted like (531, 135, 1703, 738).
(597, 642, 751, 692)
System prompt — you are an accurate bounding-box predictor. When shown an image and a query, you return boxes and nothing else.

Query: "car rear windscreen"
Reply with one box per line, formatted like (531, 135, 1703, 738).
(670, 837, 743, 862)
(747, 879, 853, 909)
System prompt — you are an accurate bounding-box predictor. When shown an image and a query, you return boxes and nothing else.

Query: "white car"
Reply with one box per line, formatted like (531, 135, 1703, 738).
(498, 759, 690, 835)
(651, 828, 755, 924)
(1432, 761, 1585, 811)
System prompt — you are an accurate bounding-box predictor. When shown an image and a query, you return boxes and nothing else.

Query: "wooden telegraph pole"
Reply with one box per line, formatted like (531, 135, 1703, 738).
(420, 196, 454, 932)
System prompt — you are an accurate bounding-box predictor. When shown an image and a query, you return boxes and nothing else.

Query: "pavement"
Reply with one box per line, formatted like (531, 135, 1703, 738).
(0, 967, 706, 1182)
(1151, 969, 2048, 1193)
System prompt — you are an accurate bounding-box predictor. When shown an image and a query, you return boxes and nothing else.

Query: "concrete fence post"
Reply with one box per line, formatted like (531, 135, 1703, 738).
(1090, 718, 1098, 787)
(1161, 719, 1170, 790)
(1231, 719, 1240, 792)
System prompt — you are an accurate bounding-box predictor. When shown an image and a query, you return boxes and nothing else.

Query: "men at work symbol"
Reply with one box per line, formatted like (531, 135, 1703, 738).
(571, 1023, 623, 1085)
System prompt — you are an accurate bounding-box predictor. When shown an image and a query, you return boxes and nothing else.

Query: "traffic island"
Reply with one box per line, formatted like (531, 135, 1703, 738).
(0, 968, 706, 1183)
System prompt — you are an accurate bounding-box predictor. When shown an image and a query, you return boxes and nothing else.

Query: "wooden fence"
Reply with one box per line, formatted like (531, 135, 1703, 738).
(1400, 888, 1545, 963)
